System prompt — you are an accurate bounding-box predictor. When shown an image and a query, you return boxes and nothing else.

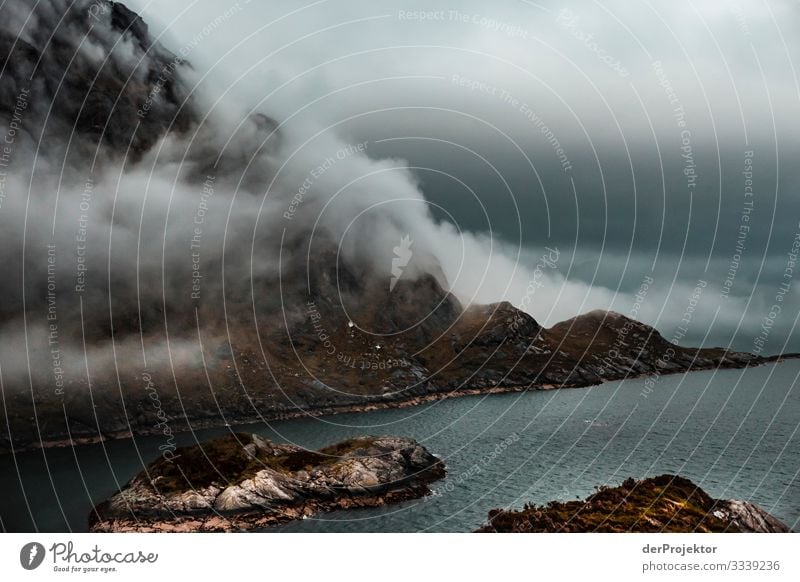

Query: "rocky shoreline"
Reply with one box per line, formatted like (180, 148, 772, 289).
(13, 352, 795, 454)
(89, 433, 445, 533)
(476, 475, 792, 533)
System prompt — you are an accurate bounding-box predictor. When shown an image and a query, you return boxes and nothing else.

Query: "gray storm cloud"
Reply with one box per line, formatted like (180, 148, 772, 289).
(0, 0, 538, 392)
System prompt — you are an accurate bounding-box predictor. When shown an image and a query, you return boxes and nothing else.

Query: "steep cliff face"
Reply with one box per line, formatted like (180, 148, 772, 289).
(0, 0, 196, 163)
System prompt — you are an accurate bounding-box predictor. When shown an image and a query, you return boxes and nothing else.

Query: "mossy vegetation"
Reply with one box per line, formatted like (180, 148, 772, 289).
(145, 433, 382, 494)
(317, 437, 379, 457)
(478, 475, 741, 533)
(146, 433, 264, 494)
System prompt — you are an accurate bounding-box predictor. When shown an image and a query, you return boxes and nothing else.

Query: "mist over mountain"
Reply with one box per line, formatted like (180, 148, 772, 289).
(122, 0, 800, 353)
(0, 1, 795, 452)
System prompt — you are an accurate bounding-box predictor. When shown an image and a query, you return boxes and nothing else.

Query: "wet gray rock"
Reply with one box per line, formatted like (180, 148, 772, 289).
(714, 499, 791, 533)
(89, 432, 445, 532)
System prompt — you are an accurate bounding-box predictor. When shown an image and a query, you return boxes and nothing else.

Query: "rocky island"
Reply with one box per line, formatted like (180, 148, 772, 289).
(89, 433, 445, 532)
(476, 475, 791, 533)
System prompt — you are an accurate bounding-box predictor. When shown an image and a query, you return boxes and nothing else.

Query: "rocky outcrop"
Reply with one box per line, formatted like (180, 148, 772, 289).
(89, 433, 445, 532)
(476, 475, 791, 533)
(713, 499, 792, 533)
(0, 0, 197, 163)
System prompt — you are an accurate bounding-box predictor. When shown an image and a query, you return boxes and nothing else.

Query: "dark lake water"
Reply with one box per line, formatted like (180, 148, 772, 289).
(2, 361, 799, 532)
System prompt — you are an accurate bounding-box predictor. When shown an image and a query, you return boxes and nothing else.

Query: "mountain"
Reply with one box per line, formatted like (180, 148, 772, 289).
(0, 0, 196, 164)
(1, 254, 778, 453)
(0, 1, 788, 453)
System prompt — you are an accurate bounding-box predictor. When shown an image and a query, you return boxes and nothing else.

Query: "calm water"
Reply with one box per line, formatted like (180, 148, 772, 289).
(2, 361, 799, 532)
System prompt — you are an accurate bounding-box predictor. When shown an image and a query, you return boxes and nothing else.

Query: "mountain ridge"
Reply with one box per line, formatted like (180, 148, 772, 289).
(0, 0, 795, 454)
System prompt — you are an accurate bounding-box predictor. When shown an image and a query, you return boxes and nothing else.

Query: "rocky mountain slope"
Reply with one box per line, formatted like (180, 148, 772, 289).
(0, 1, 790, 454)
(2, 245, 780, 454)
(0, 0, 196, 165)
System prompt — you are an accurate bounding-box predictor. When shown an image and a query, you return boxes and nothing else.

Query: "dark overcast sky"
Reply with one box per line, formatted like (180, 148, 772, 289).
(127, 0, 800, 353)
